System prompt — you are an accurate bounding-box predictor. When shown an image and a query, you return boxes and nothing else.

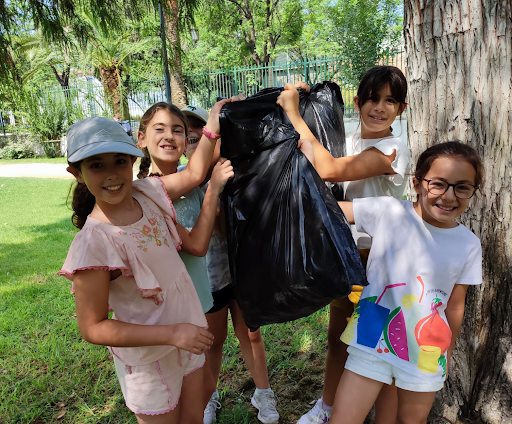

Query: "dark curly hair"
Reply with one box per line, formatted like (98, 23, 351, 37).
(136, 102, 188, 179)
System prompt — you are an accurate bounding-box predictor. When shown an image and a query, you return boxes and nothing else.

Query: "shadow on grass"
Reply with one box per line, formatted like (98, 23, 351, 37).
(214, 309, 330, 424)
(0, 212, 137, 423)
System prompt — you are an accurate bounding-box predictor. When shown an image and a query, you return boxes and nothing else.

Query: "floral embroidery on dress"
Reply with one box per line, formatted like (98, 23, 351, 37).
(119, 202, 170, 252)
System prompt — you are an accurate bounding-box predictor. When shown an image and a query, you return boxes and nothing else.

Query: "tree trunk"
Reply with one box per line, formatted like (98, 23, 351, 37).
(122, 74, 130, 121)
(100, 65, 122, 116)
(166, 0, 188, 108)
(51, 65, 70, 89)
(404, 1, 512, 423)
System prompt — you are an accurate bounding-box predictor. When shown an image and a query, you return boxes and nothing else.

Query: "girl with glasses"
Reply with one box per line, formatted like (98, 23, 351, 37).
(328, 141, 483, 424)
(277, 66, 410, 424)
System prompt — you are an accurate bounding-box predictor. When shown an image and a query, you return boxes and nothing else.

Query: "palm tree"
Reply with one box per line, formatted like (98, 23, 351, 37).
(18, 30, 80, 91)
(81, 10, 158, 117)
(1, 0, 200, 110)
(164, 0, 199, 107)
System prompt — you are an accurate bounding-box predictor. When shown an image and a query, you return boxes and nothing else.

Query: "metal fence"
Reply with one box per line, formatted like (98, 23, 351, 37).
(31, 79, 169, 124)
(184, 51, 405, 116)
(4, 52, 405, 134)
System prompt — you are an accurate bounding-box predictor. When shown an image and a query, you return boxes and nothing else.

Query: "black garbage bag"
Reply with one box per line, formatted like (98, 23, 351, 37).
(299, 82, 346, 200)
(219, 84, 367, 331)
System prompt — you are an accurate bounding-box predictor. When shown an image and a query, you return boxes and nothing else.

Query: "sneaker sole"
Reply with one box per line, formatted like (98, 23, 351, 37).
(251, 397, 280, 424)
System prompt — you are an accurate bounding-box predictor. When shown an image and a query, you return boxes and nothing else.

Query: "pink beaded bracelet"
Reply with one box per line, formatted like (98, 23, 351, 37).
(202, 127, 221, 140)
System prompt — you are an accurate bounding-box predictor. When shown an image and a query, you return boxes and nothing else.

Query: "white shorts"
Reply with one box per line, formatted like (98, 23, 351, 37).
(114, 348, 205, 415)
(345, 346, 444, 392)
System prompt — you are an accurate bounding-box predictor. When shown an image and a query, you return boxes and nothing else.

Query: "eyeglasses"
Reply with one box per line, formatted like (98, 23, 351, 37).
(423, 179, 478, 199)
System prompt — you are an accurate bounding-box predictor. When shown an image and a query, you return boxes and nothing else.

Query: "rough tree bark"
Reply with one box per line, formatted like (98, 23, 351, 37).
(100, 65, 122, 116)
(166, 0, 188, 108)
(404, 1, 512, 423)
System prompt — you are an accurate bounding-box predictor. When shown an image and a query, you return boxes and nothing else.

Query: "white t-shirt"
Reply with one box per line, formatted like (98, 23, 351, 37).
(341, 197, 482, 382)
(344, 133, 411, 248)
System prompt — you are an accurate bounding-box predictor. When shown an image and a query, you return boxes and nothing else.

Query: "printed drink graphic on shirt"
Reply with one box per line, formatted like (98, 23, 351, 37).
(341, 307, 361, 344)
(415, 295, 452, 374)
(356, 284, 405, 348)
(404, 276, 425, 364)
(341, 294, 374, 344)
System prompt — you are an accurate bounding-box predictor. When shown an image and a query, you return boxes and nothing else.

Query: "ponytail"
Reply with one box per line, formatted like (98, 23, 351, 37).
(67, 162, 96, 229)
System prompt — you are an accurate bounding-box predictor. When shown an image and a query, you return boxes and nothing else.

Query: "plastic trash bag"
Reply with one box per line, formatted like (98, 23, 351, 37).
(299, 81, 346, 200)
(219, 83, 367, 331)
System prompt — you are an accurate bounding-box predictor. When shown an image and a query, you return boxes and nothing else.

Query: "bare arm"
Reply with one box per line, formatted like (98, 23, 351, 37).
(177, 159, 234, 256)
(199, 94, 246, 187)
(159, 98, 232, 200)
(445, 284, 469, 371)
(277, 83, 397, 182)
(74, 269, 213, 354)
(337, 201, 354, 224)
(199, 138, 222, 187)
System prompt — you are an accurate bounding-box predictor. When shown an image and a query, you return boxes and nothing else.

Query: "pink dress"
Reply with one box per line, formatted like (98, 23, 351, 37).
(59, 177, 207, 366)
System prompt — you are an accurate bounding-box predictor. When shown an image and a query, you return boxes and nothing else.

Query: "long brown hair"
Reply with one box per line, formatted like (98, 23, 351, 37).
(67, 161, 95, 229)
(137, 103, 189, 179)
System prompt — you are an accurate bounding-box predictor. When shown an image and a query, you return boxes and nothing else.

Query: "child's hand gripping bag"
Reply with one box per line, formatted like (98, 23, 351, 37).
(220, 83, 367, 331)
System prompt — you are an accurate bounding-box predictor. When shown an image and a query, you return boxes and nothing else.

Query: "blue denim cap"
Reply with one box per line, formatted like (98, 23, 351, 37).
(67, 117, 144, 163)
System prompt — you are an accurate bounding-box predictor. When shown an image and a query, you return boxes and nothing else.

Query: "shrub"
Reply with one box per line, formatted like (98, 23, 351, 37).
(22, 95, 67, 141)
(0, 142, 36, 159)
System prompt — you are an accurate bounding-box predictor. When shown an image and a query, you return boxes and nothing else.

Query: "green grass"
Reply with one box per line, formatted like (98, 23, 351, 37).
(0, 157, 68, 165)
(0, 176, 329, 424)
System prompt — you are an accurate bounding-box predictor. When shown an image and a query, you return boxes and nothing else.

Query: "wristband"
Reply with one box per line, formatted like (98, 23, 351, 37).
(202, 127, 221, 140)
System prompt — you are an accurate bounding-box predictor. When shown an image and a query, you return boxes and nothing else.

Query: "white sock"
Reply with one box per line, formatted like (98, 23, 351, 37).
(320, 398, 332, 411)
(255, 387, 272, 395)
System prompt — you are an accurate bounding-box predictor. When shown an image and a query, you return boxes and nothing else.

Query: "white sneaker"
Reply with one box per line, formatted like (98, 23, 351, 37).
(251, 388, 280, 423)
(203, 391, 221, 424)
(296, 398, 331, 423)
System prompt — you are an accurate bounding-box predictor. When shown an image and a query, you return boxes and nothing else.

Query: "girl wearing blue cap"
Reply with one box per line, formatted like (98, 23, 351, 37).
(59, 101, 234, 423)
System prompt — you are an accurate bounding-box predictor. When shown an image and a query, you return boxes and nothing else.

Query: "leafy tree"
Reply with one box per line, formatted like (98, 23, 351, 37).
(185, 0, 303, 71)
(81, 10, 159, 117)
(19, 30, 80, 90)
(283, 0, 339, 62)
(329, 0, 403, 86)
(0, 0, 104, 80)
(0, 0, 160, 80)
(164, 0, 200, 107)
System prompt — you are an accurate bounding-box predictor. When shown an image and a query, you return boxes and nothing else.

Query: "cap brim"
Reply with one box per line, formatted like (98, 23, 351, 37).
(182, 110, 207, 123)
(67, 140, 144, 162)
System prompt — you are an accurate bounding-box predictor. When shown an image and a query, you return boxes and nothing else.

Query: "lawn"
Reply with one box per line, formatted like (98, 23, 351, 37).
(0, 176, 330, 423)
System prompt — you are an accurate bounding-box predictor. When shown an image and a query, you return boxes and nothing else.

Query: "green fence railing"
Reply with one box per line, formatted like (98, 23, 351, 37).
(17, 52, 405, 135)
(184, 51, 405, 116)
